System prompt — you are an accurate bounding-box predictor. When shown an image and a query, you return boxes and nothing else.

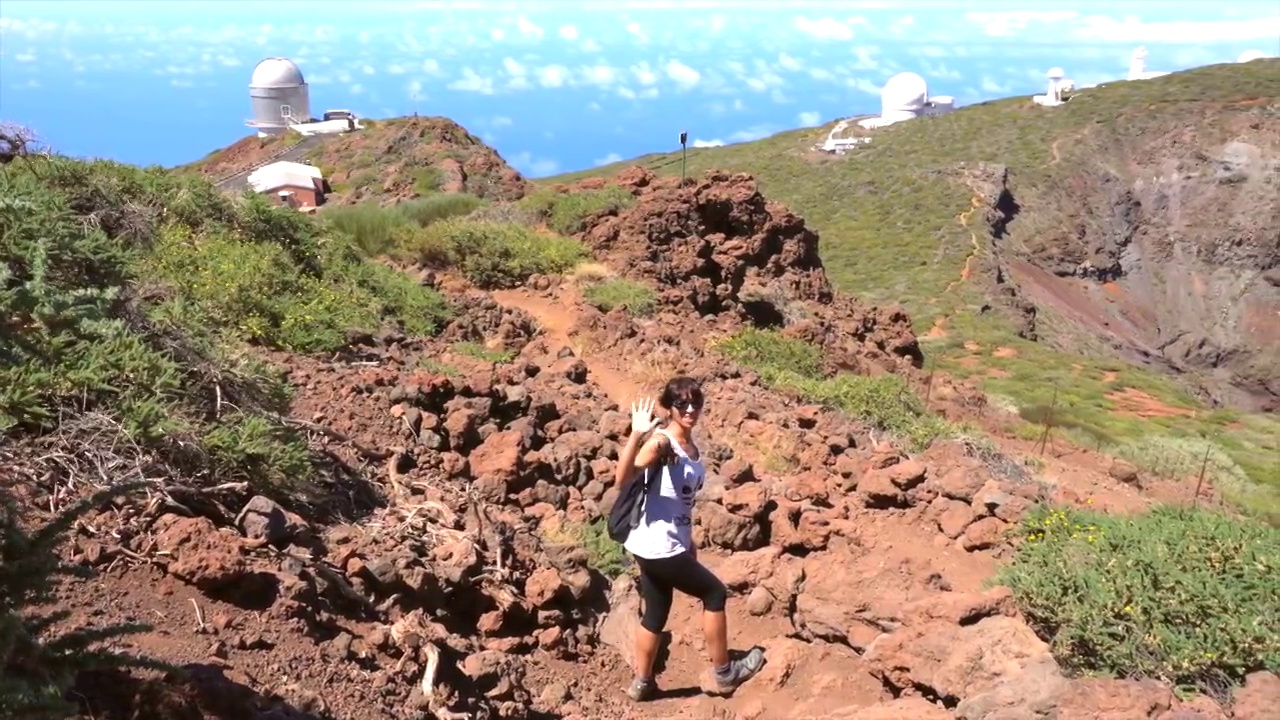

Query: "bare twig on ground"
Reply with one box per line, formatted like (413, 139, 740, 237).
(270, 413, 393, 460)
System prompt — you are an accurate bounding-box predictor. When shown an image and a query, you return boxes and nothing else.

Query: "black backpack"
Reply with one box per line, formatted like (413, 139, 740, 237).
(606, 464, 651, 544)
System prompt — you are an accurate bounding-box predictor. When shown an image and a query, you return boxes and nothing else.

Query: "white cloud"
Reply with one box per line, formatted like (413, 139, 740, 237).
(580, 64, 619, 88)
(508, 150, 559, 177)
(558, 24, 578, 40)
(492, 115, 513, 127)
(965, 11, 1080, 37)
(503, 57, 531, 89)
(846, 76, 881, 96)
(421, 59, 443, 76)
(490, 28, 505, 42)
(963, 10, 1280, 44)
(852, 47, 878, 70)
(536, 64, 570, 88)
(692, 138, 725, 148)
(795, 16, 855, 41)
(797, 111, 822, 126)
(407, 79, 423, 98)
(516, 16, 544, 39)
(1070, 15, 1280, 43)
(665, 59, 701, 89)
(630, 62, 659, 86)
(581, 38, 602, 52)
(778, 53, 803, 72)
(593, 152, 623, 166)
(980, 76, 1012, 94)
(626, 22, 648, 43)
(448, 68, 495, 94)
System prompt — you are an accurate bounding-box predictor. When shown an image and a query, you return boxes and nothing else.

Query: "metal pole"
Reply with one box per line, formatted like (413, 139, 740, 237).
(679, 131, 688, 186)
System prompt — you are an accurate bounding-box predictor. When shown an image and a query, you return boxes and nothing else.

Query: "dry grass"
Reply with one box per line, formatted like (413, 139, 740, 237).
(716, 424, 801, 476)
(568, 262, 616, 284)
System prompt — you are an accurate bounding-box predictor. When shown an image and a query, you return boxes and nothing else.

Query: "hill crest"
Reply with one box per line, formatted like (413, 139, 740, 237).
(186, 115, 529, 205)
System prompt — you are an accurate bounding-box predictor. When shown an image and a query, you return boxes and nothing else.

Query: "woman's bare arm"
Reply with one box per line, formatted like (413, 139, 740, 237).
(614, 431, 667, 486)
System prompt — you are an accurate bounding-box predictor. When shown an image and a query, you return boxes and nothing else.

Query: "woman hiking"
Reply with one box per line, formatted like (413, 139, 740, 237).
(614, 376, 765, 702)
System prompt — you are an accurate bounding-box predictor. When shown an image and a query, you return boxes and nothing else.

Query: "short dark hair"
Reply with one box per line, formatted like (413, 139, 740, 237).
(658, 376, 703, 410)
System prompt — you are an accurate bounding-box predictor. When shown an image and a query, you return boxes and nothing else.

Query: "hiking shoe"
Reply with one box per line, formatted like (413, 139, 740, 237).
(706, 647, 766, 696)
(626, 676, 656, 702)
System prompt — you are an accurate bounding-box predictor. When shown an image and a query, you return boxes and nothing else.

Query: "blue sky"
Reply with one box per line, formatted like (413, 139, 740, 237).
(1, 1, 1277, 177)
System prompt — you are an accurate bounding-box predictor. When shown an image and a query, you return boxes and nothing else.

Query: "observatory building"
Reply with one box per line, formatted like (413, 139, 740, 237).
(1127, 47, 1169, 81)
(858, 72, 955, 130)
(1034, 67, 1075, 107)
(247, 57, 313, 136)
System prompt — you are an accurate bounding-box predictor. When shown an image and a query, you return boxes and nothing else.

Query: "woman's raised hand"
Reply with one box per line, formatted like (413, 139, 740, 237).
(629, 397, 660, 436)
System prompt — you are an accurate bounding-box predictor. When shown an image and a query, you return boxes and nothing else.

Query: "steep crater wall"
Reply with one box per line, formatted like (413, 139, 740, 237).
(989, 119, 1280, 411)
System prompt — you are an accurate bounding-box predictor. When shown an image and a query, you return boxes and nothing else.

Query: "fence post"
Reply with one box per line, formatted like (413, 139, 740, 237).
(1034, 384, 1058, 456)
(1192, 438, 1212, 508)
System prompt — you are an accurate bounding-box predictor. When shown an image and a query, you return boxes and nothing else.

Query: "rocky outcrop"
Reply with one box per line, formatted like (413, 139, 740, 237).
(555, 168, 931, 377)
(970, 121, 1280, 411)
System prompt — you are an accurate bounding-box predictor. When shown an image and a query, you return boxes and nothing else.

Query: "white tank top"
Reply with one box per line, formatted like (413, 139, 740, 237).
(623, 428, 706, 560)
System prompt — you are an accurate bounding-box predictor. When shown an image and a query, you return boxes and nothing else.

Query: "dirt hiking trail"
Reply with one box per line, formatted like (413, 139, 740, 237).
(492, 286, 646, 408)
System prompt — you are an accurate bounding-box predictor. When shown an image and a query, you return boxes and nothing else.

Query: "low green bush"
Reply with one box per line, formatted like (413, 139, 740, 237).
(715, 328, 952, 450)
(322, 193, 484, 256)
(997, 504, 1279, 698)
(1, 152, 451, 498)
(398, 193, 484, 227)
(716, 327, 825, 380)
(520, 185, 636, 235)
(401, 218, 585, 288)
(581, 278, 658, 316)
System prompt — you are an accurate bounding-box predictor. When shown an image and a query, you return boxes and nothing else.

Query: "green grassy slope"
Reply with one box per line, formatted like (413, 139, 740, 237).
(543, 60, 1280, 518)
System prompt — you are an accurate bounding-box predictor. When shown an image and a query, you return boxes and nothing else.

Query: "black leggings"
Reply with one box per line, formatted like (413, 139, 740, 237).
(633, 551, 728, 633)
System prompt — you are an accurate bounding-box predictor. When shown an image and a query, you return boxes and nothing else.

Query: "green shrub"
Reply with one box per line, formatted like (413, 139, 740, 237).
(403, 218, 585, 288)
(521, 185, 636, 235)
(797, 373, 953, 450)
(715, 328, 952, 450)
(411, 166, 444, 195)
(581, 278, 657, 316)
(997, 504, 1279, 698)
(322, 203, 405, 255)
(398, 193, 484, 227)
(138, 224, 450, 354)
(0, 484, 167, 718)
(716, 328, 825, 381)
(581, 519, 628, 579)
(452, 341, 515, 363)
(322, 195, 486, 257)
(0, 152, 451, 500)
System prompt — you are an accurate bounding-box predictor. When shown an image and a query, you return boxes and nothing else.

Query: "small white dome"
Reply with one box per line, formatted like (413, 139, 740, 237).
(1047, 67, 1065, 79)
(251, 57, 305, 88)
(881, 71, 929, 113)
(1237, 49, 1268, 63)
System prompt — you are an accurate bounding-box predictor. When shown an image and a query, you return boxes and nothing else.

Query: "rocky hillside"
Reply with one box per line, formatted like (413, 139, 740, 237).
(548, 60, 1280, 480)
(3, 126, 1277, 720)
(185, 116, 529, 204)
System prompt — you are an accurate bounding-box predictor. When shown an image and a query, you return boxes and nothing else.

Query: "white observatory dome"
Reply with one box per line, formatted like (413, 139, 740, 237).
(251, 57, 306, 87)
(247, 57, 311, 134)
(881, 72, 928, 121)
(1047, 67, 1065, 80)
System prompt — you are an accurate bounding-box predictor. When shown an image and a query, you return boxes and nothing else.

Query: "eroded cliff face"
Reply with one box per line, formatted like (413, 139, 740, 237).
(977, 110, 1280, 411)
